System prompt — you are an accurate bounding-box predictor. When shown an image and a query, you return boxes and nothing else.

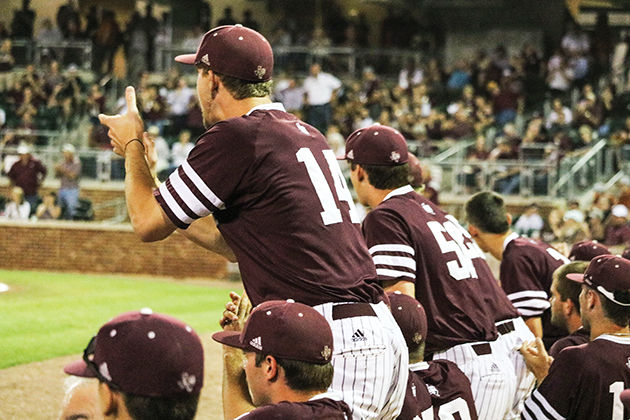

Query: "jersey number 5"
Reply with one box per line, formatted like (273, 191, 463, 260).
(297, 148, 360, 225)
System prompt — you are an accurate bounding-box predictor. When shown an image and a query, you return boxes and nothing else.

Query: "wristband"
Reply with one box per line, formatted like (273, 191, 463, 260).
(124, 138, 144, 153)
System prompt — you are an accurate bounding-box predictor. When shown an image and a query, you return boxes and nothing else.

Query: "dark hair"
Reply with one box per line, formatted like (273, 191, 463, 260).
(554, 261, 589, 313)
(598, 289, 630, 327)
(255, 353, 334, 392)
(465, 191, 510, 234)
(123, 392, 200, 420)
(351, 162, 409, 190)
(196, 63, 272, 100)
(408, 341, 426, 364)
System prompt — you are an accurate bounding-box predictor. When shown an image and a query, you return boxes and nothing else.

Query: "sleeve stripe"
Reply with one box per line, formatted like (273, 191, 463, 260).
(512, 299, 551, 310)
(153, 189, 189, 229)
(182, 161, 226, 210)
(372, 255, 416, 270)
(376, 268, 416, 279)
(507, 290, 549, 301)
(369, 244, 415, 255)
(517, 308, 548, 317)
(524, 389, 566, 420)
(169, 169, 212, 218)
(158, 181, 195, 226)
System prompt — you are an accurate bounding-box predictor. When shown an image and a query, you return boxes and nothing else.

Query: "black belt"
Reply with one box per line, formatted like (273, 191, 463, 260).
(496, 320, 515, 335)
(332, 303, 377, 320)
(472, 343, 492, 356)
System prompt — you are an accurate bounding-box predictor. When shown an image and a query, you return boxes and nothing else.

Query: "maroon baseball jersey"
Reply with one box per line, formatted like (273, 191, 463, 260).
(415, 360, 478, 420)
(362, 186, 506, 352)
(398, 367, 433, 420)
(522, 335, 630, 420)
(548, 327, 590, 359)
(500, 234, 570, 347)
(236, 394, 352, 419)
(154, 104, 382, 306)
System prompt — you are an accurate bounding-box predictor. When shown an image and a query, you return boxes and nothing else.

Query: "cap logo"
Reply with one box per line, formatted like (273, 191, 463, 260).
(99, 362, 112, 382)
(412, 332, 423, 344)
(177, 372, 196, 393)
(321, 345, 332, 361)
(201, 54, 210, 66)
(347, 150, 354, 160)
(254, 65, 266, 80)
(249, 336, 262, 351)
(626, 358, 630, 370)
(390, 151, 401, 163)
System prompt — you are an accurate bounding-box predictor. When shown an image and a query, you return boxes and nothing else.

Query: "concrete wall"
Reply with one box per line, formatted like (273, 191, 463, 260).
(0, 220, 228, 278)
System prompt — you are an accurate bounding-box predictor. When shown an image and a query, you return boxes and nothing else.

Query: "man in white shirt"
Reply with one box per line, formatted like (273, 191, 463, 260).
(302, 63, 341, 134)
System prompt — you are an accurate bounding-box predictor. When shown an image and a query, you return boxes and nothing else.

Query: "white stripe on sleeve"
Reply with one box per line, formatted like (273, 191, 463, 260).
(512, 299, 551, 311)
(507, 290, 549, 301)
(158, 182, 195, 225)
(181, 161, 226, 210)
(524, 390, 566, 420)
(168, 170, 212, 218)
(368, 244, 415, 255)
(376, 268, 415, 279)
(372, 255, 416, 270)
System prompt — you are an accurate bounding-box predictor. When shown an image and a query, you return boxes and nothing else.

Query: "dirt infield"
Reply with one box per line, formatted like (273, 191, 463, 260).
(0, 333, 225, 419)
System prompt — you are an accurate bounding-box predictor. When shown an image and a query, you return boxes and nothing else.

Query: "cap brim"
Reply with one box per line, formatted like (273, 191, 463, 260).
(174, 54, 196, 64)
(63, 359, 96, 378)
(566, 273, 586, 283)
(212, 331, 248, 349)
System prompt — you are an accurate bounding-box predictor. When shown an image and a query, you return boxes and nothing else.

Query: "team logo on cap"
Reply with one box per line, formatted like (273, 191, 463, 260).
(201, 54, 210, 66)
(347, 150, 354, 160)
(626, 357, 630, 370)
(99, 362, 112, 382)
(249, 336, 262, 350)
(390, 151, 401, 163)
(321, 345, 332, 361)
(255, 65, 266, 80)
(412, 332, 423, 344)
(177, 372, 197, 393)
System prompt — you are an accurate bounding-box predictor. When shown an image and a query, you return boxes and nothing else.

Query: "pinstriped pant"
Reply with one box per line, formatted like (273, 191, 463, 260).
(432, 339, 516, 420)
(313, 301, 409, 420)
(495, 317, 536, 420)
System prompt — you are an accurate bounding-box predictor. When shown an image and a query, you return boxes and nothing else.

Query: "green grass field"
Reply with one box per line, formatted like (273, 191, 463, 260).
(0, 270, 238, 369)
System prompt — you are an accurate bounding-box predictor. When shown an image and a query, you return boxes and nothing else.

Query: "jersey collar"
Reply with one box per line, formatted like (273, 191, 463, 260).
(503, 231, 520, 251)
(245, 102, 286, 115)
(383, 185, 414, 202)
(309, 390, 344, 402)
(594, 333, 630, 344)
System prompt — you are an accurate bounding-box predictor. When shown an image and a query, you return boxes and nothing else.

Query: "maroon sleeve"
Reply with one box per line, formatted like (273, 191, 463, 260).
(500, 248, 550, 318)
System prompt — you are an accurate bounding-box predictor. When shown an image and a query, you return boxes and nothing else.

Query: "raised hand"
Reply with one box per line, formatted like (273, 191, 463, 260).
(98, 86, 144, 156)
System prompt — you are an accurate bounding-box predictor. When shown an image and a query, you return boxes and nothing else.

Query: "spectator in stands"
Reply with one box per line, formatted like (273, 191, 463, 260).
(64, 309, 204, 420)
(242, 9, 260, 31)
(55, 143, 81, 220)
(604, 204, 630, 246)
(7, 143, 46, 214)
(303, 63, 341, 134)
(10, 0, 35, 39)
(2, 186, 30, 219)
(273, 76, 304, 117)
(217, 7, 237, 26)
(56, 0, 80, 39)
(165, 77, 195, 135)
(124, 12, 150, 84)
(35, 18, 63, 45)
(546, 98, 572, 131)
(93, 10, 121, 76)
(59, 377, 103, 420)
(35, 191, 61, 220)
(0, 39, 15, 73)
(170, 129, 194, 169)
(514, 203, 544, 238)
(147, 125, 171, 181)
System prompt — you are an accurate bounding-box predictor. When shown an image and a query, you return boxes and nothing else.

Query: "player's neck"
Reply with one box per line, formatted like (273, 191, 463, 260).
(566, 316, 583, 334)
(590, 319, 630, 340)
(484, 231, 510, 261)
(224, 96, 272, 119)
(371, 188, 395, 208)
(271, 387, 325, 405)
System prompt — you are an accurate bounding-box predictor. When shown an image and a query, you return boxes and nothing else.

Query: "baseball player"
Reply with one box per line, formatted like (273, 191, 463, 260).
(521, 255, 630, 420)
(98, 25, 407, 420)
(465, 191, 570, 348)
(568, 240, 610, 262)
(214, 299, 353, 419)
(340, 124, 519, 419)
(63, 309, 204, 420)
(387, 291, 478, 420)
(548, 261, 591, 358)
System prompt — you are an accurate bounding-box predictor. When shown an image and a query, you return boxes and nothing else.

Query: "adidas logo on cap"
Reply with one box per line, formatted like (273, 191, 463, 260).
(249, 336, 262, 350)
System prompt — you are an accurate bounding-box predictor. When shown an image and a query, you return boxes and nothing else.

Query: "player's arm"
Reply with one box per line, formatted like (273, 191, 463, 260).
(178, 216, 237, 262)
(382, 279, 415, 297)
(524, 316, 543, 338)
(99, 86, 176, 242)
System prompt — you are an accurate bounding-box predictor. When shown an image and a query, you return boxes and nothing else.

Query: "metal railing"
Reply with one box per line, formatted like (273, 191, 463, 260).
(10, 39, 92, 70)
(549, 140, 612, 197)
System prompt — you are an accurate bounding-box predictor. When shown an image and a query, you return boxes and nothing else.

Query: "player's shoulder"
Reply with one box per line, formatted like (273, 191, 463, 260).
(238, 398, 351, 419)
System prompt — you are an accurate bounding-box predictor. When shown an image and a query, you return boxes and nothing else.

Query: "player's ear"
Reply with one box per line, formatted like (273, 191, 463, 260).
(356, 165, 366, 182)
(506, 213, 513, 225)
(265, 355, 279, 382)
(467, 224, 479, 237)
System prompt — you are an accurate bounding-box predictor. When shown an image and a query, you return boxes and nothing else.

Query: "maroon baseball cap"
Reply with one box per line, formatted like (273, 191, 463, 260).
(622, 247, 630, 261)
(338, 124, 409, 166)
(566, 255, 630, 307)
(568, 240, 610, 261)
(212, 300, 333, 364)
(386, 291, 427, 351)
(64, 309, 204, 397)
(175, 25, 273, 82)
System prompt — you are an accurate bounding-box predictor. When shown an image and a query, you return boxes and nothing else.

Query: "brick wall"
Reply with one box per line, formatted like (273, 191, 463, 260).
(0, 221, 228, 279)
